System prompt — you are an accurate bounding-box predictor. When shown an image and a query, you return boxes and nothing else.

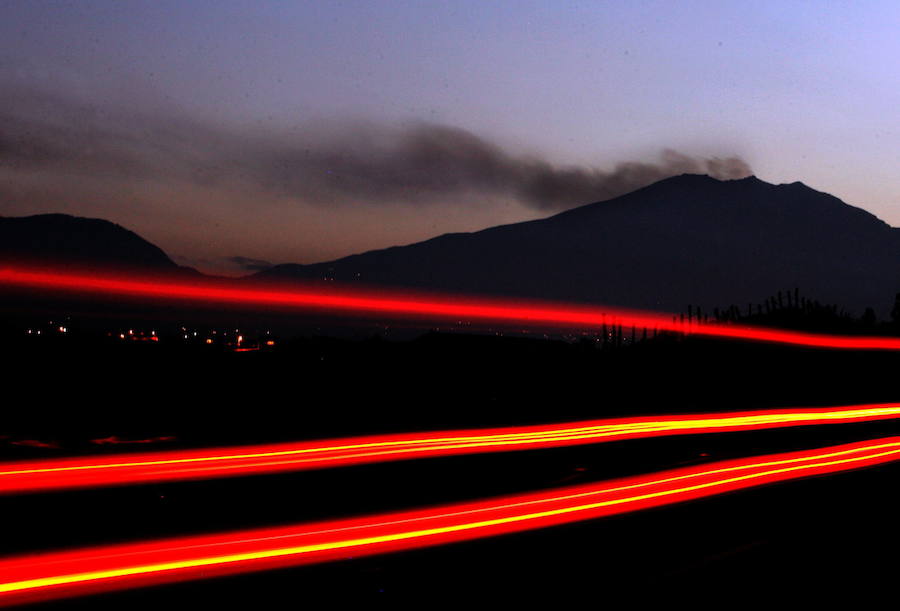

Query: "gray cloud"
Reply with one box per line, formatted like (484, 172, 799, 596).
(227, 256, 275, 272)
(0, 84, 752, 211)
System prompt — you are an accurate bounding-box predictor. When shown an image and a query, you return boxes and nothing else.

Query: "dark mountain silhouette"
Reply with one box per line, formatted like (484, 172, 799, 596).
(0, 213, 182, 271)
(256, 174, 900, 316)
(5, 176, 899, 317)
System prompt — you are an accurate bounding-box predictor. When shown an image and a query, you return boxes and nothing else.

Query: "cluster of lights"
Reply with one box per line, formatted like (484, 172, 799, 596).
(23, 319, 70, 336)
(94, 326, 277, 350)
(114, 329, 158, 342)
(172, 327, 275, 351)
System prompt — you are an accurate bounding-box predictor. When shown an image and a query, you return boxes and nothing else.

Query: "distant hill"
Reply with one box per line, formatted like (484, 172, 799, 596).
(0, 214, 182, 271)
(256, 174, 900, 316)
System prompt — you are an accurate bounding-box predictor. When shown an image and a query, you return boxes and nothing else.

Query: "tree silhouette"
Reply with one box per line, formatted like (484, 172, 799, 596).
(862, 307, 877, 327)
(891, 293, 900, 327)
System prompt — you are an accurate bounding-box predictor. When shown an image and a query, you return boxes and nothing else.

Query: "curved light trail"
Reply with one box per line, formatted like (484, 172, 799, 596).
(2, 437, 899, 606)
(3, 265, 900, 350)
(3, 403, 900, 494)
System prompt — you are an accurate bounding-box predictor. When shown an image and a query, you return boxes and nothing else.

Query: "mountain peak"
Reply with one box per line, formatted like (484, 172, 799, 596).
(259, 174, 900, 317)
(0, 213, 179, 270)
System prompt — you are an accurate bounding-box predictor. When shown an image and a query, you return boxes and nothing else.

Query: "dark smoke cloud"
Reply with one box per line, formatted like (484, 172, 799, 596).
(227, 256, 275, 272)
(253, 123, 752, 209)
(0, 84, 752, 211)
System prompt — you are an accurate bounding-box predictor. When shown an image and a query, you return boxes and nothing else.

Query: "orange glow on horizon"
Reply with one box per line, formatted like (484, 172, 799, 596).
(1, 436, 899, 606)
(2, 403, 900, 494)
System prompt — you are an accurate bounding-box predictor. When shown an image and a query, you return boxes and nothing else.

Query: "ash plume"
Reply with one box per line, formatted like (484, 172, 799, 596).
(0, 84, 752, 211)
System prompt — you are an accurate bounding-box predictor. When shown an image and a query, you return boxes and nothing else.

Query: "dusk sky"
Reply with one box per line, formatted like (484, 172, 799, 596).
(1, 1, 898, 275)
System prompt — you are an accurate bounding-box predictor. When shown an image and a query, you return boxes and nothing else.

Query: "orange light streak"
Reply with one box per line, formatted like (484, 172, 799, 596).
(2, 403, 900, 494)
(3, 265, 900, 350)
(2, 437, 899, 606)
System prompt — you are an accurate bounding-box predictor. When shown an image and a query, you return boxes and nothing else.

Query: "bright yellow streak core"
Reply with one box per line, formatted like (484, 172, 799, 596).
(3, 440, 899, 595)
(3, 406, 900, 478)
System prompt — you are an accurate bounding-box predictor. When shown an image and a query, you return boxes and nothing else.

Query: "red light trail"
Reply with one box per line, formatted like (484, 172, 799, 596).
(2, 403, 900, 494)
(2, 437, 899, 606)
(5, 265, 900, 604)
(3, 265, 900, 350)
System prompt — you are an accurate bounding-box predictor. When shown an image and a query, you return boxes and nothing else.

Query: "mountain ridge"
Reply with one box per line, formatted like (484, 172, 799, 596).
(255, 174, 900, 316)
(3, 175, 899, 316)
(0, 213, 185, 272)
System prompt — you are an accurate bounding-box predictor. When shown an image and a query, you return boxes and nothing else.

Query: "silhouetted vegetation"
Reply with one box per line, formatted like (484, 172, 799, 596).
(4, 289, 900, 602)
(691, 287, 895, 335)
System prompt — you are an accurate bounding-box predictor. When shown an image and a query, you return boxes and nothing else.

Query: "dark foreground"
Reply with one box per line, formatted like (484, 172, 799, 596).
(3, 328, 900, 606)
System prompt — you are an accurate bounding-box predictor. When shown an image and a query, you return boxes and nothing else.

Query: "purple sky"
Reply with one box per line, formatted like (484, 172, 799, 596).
(1, 1, 898, 274)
